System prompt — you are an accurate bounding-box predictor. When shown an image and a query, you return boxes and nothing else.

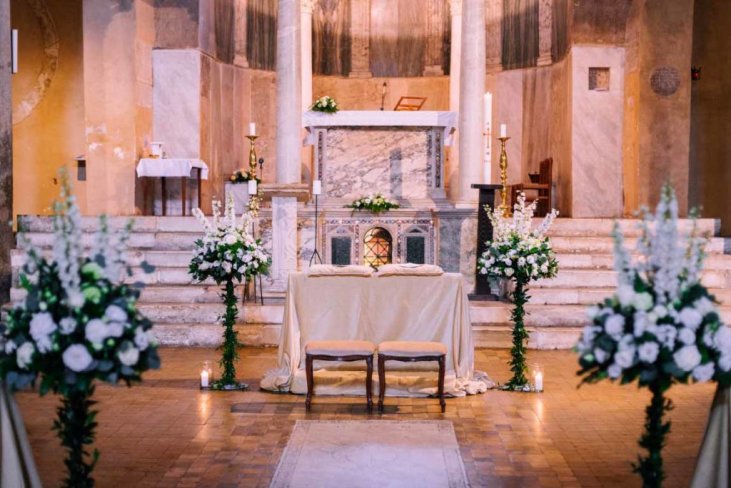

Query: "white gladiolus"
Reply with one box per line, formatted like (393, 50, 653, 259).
(692, 362, 715, 382)
(605, 314, 625, 338)
(62, 344, 93, 372)
(638, 342, 660, 363)
(85, 319, 108, 345)
(679, 307, 703, 330)
(118, 342, 140, 366)
(674, 345, 702, 372)
(16, 342, 35, 369)
(104, 305, 128, 323)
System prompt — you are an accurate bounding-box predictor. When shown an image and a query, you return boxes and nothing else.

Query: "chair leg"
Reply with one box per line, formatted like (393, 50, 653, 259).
(365, 355, 373, 412)
(438, 355, 446, 413)
(305, 355, 314, 411)
(378, 355, 386, 413)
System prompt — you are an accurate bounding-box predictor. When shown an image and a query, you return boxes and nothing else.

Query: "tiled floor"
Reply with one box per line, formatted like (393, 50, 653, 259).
(18, 347, 715, 487)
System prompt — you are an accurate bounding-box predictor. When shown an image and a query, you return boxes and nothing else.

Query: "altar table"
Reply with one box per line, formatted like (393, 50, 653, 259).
(260, 273, 493, 397)
(136, 158, 209, 216)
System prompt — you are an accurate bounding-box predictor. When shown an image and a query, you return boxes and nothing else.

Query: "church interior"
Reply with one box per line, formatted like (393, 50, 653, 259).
(1, 0, 731, 486)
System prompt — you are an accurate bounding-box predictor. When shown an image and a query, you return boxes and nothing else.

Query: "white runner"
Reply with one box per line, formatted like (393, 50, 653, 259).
(136, 158, 209, 179)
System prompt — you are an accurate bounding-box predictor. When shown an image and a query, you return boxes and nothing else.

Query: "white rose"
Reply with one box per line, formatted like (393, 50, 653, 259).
(199, 262, 210, 270)
(540, 264, 549, 273)
(527, 255, 536, 264)
(4, 340, 16, 354)
(679, 307, 703, 330)
(134, 328, 150, 351)
(224, 234, 238, 246)
(104, 305, 128, 323)
(678, 327, 697, 345)
(517, 257, 526, 267)
(632, 292, 654, 312)
(59, 317, 77, 335)
(693, 362, 715, 382)
(695, 297, 715, 316)
(16, 342, 35, 369)
(714, 327, 731, 354)
(605, 314, 625, 338)
(62, 344, 93, 372)
(67, 290, 85, 308)
(29, 312, 57, 353)
(107, 322, 124, 338)
(587, 306, 601, 320)
(608, 363, 623, 378)
(118, 342, 140, 367)
(638, 342, 660, 363)
(594, 348, 609, 364)
(719, 355, 731, 372)
(652, 305, 668, 318)
(85, 319, 108, 345)
(674, 345, 702, 372)
(656, 325, 677, 349)
(633, 312, 650, 337)
(505, 268, 514, 277)
(615, 347, 636, 368)
(617, 285, 635, 307)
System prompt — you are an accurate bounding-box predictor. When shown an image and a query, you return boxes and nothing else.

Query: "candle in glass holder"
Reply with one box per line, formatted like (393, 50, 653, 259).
(534, 371, 544, 392)
(312, 180, 322, 195)
(499, 123, 507, 138)
(249, 123, 256, 136)
(248, 179, 258, 195)
(200, 369, 209, 388)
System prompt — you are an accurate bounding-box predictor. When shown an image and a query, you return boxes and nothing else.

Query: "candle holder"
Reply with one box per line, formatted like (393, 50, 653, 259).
(200, 361, 213, 390)
(533, 365, 544, 393)
(497, 136, 511, 216)
(309, 191, 323, 266)
(245, 135, 261, 216)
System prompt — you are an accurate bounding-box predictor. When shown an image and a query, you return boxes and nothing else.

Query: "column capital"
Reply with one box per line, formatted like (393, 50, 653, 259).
(449, 0, 462, 17)
(301, 0, 316, 15)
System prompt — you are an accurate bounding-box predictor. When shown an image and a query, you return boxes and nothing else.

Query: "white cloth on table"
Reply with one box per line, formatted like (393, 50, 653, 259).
(307, 264, 374, 277)
(136, 158, 209, 179)
(691, 385, 731, 488)
(376, 263, 444, 277)
(260, 273, 494, 397)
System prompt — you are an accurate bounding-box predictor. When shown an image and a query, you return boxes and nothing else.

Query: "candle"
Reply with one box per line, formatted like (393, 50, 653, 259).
(483, 163, 490, 184)
(200, 369, 209, 388)
(248, 179, 258, 195)
(312, 180, 322, 195)
(249, 122, 256, 136)
(11, 30, 18, 74)
(534, 371, 544, 392)
(499, 123, 507, 138)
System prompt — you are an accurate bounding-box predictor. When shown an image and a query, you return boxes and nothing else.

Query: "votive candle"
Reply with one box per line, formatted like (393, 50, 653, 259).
(534, 371, 544, 392)
(200, 369, 209, 388)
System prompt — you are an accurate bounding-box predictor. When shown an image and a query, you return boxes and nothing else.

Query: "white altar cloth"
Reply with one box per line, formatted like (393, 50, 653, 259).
(260, 273, 493, 397)
(302, 110, 457, 145)
(136, 158, 209, 179)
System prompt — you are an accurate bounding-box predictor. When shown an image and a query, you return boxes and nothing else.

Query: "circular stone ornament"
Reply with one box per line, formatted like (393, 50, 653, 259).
(650, 66, 681, 97)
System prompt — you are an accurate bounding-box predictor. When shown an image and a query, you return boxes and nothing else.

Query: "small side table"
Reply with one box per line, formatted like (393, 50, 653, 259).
(136, 158, 209, 216)
(470, 184, 503, 301)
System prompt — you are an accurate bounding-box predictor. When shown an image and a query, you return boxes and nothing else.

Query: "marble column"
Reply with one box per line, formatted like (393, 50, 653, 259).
(537, 0, 553, 66)
(349, 0, 372, 78)
(234, 0, 249, 68)
(423, 0, 445, 76)
(447, 0, 462, 202)
(301, 0, 314, 108)
(486, 0, 503, 73)
(272, 0, 303, 291)
(456, 0, 485, 206)
(0, 0, 12, 304)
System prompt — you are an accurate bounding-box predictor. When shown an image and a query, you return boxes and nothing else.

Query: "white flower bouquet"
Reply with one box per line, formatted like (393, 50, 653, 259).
(0, 177, 159, 487)
(576, 185, 729, 486)
(310, 95, 339, 113)
(477, 192, 559, 388)
(345, 193, 399, 214)
(189, 195, 270, 389)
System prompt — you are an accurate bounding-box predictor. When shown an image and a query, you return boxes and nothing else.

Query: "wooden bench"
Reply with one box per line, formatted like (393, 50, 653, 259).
(377, 341, 447, 413)
(305, 340, 376, 412)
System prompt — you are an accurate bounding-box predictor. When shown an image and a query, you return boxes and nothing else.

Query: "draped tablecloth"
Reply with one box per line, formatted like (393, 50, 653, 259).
(260, 273, 493, 397)
(1, 385, 42, 488)
(691, 385, 731, 488)
(136, 158, 209, 179)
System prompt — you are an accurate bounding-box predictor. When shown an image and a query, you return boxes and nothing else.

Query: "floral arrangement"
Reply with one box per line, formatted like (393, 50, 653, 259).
(189, 195, 270, 389)
(576, 185, 730, 487)
(345, 193, 399, 214)
(477, 192, 559, 389)
(229, 169, 261, 184)
(310, 95, 339, 113)
(0, 177, 159, 487)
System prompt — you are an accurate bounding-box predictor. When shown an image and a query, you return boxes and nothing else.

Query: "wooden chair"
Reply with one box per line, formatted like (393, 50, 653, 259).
(511, 157, 553, 216)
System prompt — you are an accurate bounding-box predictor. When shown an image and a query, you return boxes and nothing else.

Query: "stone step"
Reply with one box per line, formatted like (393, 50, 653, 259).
(548, 236, 725, 255)
(544, 218, 719, 237)
(528, 287, 731, 306)
(137, 303, 284, 325)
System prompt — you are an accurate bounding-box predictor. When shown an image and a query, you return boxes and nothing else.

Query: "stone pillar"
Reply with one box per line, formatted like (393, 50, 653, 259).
(0, 0, 12, 304)
(423, 0, 445, 76)
(537, 0, 553, 66)
(272, 0, 303, 290)
(301, 0, 314, 108)
(456, 0, 485, 206)
(447, 0, 462, 202)
(486, 0, 502, 72)
(349, 0, 372, 78)
(234, 0, 249, 68)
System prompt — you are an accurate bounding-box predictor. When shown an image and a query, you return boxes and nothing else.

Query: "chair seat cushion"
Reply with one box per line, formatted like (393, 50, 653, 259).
(305, 340, 376, 356)
(378, 341, 447, 357)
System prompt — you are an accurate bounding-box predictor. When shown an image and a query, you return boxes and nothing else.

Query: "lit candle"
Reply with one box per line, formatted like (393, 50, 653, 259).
(249, 122, 256, 136)
(500, 123, 507, 138)
(534, 371, 544, 392)
(200, 369, 209, 388)
(312, 180, 322, 195)
(248, 179, 258, 195)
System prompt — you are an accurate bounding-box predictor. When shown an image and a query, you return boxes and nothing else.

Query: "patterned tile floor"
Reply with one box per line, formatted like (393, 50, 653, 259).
(17, 347, 715, 487)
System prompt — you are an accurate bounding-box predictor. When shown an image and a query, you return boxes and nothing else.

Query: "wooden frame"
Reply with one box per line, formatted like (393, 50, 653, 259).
(393, 96, 427, 111)
(377, 353, 446, 413)
(305, 353, 374, 412)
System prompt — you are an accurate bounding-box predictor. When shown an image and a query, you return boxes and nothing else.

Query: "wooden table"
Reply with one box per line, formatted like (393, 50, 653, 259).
(136, 158, 208, 216)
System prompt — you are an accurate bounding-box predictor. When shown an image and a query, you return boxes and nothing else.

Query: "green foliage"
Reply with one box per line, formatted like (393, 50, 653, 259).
(53, 386, 99, 488)
(505, 278, 530, 388)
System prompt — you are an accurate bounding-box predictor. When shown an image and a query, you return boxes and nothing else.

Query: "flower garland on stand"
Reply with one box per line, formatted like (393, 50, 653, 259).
(345, 193, 399, 214)
(0, 176, 160, 487)
(477, 193, 559, 389)
(310, 95, 339, 113)
(189, 195, 270, 390)
(576, 185, 731, 487)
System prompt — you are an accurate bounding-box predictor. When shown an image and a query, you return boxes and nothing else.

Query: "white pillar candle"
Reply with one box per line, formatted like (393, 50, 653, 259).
(11, 30, 18, 74)
(200, 369, 209, 388)
(312, 179, 322, 195)
(249, 122, 256, 136)
(483, 163, 490, 184)
(248, 179, 258, 195)
(534, 372, 544, 392)
(500, 123, 507, 138)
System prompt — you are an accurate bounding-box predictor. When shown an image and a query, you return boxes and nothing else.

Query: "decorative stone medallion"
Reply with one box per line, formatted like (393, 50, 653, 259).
(650, 66, 681, 97)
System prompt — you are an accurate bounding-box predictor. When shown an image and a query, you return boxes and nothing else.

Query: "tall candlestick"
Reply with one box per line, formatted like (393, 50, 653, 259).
(500, 123, 507, 138)
(498, 136, 511, 216)
(249, 122, 256, 136)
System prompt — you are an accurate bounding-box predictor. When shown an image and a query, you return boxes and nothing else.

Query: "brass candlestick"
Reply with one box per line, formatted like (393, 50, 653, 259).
(497, 136, 511, 216)
(245, 135, 261, 216)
